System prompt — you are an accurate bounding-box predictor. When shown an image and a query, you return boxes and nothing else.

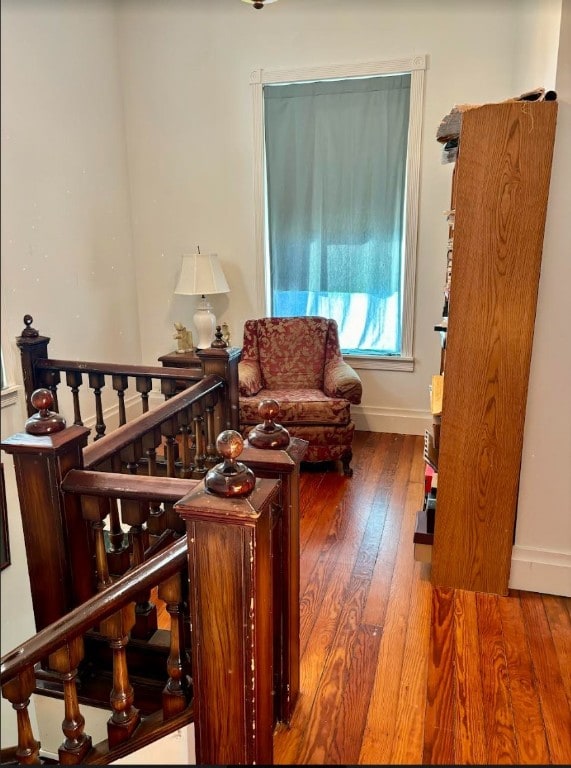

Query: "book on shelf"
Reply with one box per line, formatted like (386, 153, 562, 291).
(430, 374, 443, 416)
(423, 429, 438, 472)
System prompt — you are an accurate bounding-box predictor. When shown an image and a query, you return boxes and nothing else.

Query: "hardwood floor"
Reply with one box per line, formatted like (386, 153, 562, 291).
(272, 430, 571, 765)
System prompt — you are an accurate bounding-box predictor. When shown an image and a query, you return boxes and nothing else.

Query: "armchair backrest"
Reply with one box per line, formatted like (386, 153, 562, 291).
(241, 317, 343, 390)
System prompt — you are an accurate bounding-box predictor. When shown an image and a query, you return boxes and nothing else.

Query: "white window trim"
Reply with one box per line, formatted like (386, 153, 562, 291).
(250, 55, 426, 370)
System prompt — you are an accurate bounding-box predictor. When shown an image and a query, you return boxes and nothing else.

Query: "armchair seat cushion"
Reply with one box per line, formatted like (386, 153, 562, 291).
(239, 388, 351, 427)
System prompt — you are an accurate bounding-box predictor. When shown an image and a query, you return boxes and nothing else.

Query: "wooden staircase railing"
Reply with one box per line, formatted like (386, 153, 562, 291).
(15, 314, 240, 439)
(1, 536, 192, 765)
(2, 315, 304, 764)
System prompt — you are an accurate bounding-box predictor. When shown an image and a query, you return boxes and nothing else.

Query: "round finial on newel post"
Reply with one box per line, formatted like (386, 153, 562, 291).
(247, 398, 290, 450)
(210, 325, 228, 349)
(21, 314, 39, 338)
(204, 430, 256, 497)
(25, 389, 66, 435)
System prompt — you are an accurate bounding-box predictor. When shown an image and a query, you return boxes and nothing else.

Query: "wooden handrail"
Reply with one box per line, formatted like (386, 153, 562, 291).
(35, 358, 202, 382)
(83, 374, 224, 469)
(62, 469, 198, 501)
(0, 536, 188, 683)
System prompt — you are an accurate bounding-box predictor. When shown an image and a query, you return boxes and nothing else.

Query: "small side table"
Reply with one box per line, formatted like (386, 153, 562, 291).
(158, 349, 202, 374)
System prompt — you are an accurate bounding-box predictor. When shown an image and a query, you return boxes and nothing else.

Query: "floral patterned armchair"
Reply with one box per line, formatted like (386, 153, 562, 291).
(238, 317, 362, 475)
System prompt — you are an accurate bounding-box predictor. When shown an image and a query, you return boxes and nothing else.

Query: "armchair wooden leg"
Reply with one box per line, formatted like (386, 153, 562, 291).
(341, 451, 353, 477)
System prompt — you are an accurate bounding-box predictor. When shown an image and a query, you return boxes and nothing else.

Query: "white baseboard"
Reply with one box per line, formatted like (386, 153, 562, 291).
(352, 404, 431, 435)
(509, 545, 571, 597)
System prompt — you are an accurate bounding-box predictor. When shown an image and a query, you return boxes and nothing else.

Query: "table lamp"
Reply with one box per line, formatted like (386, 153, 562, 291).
(174, 250, 230, 349)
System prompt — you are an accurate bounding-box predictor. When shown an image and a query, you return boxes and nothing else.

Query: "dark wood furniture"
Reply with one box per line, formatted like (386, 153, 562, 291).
(241, 436, 307, 724)
(157, 349, 202, 374)
(2, 320, 301, 764)
(428, 100, 558, 595)
(176, 478, 281, 765)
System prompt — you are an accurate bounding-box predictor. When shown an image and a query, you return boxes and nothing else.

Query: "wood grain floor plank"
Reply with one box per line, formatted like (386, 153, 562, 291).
(358, 480, 426, 764)
(271, 432, 570, 765)
(423, 586, 456, 765)
(295, 577, 379, 765)
(497, 593, 550, 765)
(277, 451, 388, 762)
(542, 594, 571, 709)
(453, 589, 488, 765)
(299, 471, 347, 557)
(520, 590, 571, 764)
(361, 435, 417, 626)
(390, 558, 433, 765)
(475, 592, 518, 764)
(299, 433, 388, 576)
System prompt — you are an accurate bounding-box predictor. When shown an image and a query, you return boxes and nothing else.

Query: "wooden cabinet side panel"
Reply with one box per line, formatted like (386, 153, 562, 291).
(188, 521, 250, 764)
(432, 102, 558, 594)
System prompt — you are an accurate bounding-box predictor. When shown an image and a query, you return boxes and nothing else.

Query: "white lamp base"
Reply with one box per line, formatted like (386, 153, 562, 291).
(193, 296, 216, 349)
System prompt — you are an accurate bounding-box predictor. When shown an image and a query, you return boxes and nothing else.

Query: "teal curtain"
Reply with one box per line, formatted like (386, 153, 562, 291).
(264, 74, 411, 355)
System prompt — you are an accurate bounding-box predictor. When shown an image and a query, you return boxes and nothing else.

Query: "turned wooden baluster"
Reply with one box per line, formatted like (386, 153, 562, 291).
(164, 500, 187, 536)
(112, 374, 129, 426)
(48, 638, 92, 764)
(104, 455, 131, 575)
(143, 429, 166, 537)
(121, 439, 143, 476)
(80, 495, 112, 591)
(121, 498, 157, 640)
(135, 375, 153, 414)
(158, 570, 191, 717)
(99, 605, 140, 747)
(1, 665, 41, 765)
(88, 371, 106, 440)
(161, 418, 179, 478)
(176, 408, 193, 479)
(161, 378, 179, 401)
(65, 370, 84, 426)
(204, 395, 218, 466)
(191, 401, 207, 477)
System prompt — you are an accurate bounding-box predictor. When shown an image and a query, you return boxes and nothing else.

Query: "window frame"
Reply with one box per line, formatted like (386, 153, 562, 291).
(250, 55, 426, 371)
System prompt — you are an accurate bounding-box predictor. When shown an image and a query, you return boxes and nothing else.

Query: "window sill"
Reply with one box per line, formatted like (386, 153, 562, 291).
(0, 385, 22, 410)
(344, 355, 414, 372)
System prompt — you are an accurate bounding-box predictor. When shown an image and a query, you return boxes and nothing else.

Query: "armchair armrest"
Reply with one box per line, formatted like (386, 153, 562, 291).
(324, 360, 362, 404)
(238, 359, 263, 396)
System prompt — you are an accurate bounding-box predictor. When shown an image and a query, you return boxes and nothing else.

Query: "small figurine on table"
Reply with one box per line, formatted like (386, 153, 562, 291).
(221, 322, 231, 347)
(173, 322, 193, 353)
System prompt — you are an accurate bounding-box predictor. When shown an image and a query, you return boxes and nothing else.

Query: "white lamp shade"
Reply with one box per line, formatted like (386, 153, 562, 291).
(174, 252, 230, 297)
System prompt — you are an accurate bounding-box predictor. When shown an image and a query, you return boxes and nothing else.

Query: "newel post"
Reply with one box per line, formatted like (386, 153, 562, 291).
(1, 390, 93, 631)
(15, 315, 51, 417)
(175, 431, 280, 765)
(197, 341, 241, 433)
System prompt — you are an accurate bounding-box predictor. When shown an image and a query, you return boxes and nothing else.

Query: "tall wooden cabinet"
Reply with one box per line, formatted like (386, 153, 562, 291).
(430, 99, 558, 595)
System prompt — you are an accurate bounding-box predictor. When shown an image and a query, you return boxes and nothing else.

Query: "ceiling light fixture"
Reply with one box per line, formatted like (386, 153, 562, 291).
(241, 0, 278, 9)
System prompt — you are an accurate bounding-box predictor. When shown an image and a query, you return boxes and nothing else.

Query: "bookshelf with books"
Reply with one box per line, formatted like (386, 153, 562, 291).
(415, 95, 558, 595)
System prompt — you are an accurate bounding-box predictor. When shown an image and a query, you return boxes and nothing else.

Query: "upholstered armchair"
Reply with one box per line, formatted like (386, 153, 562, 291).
(238, 316, 362, 475)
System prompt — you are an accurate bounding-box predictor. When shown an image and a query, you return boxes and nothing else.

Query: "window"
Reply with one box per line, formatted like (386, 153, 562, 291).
(251, 56, 425, 369)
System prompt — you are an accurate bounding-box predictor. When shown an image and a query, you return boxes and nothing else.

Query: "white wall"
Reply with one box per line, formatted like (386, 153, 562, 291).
(0, 0, 138, 749)
(117, 0, 537, 434)
(0, 0, 140, 375)
(511, 0, 571, 596)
